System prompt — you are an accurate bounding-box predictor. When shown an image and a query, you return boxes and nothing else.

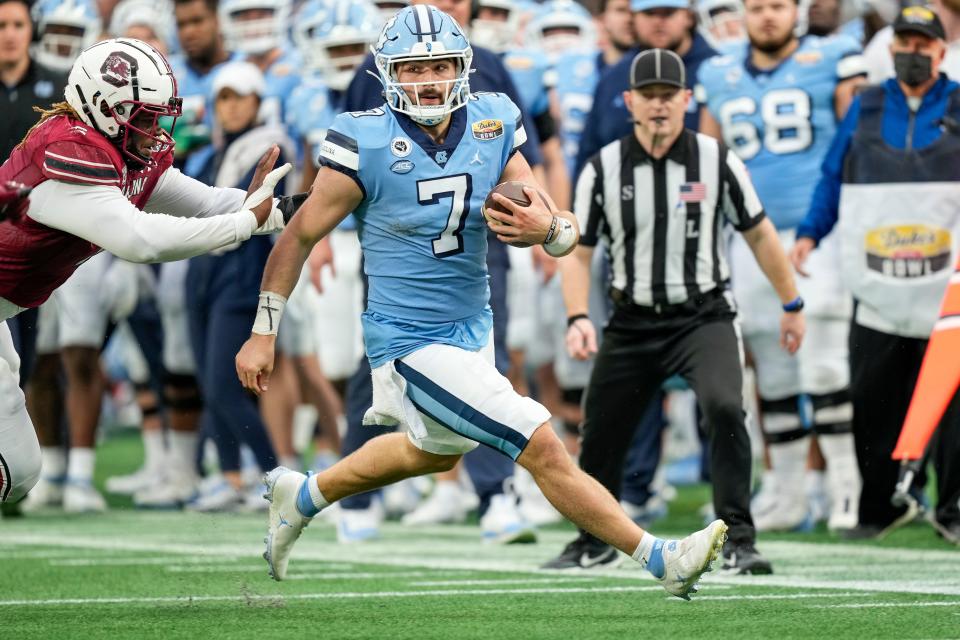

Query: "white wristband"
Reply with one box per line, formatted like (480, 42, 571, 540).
(543, 217, 576, 257)
(252, 291, 287, 335)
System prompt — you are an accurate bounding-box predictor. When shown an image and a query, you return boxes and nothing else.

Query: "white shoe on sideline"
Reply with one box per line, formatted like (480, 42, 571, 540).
(658, 519, 727, 600)
(754, 498, 812, 532)
(401, 481, 468, 525)
(105, 467, 157, 495)
(63, 481, 108, 513)
(21, 476, 65, 512)
(186, 479, 245, 513)
(383, 477, 431, 518)
(480, 493, 537, 544)
(515, 467, 562, 526)
(134, 475, 198, 509)
(263, 467, 313, 580)
(336, 498, 384, 543)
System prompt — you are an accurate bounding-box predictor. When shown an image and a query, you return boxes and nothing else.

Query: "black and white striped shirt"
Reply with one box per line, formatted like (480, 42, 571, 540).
(575, 129, 765, 307)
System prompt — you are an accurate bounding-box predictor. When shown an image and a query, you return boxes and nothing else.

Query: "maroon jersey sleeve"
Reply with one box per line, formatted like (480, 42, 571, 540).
(40, 140, 122, 188)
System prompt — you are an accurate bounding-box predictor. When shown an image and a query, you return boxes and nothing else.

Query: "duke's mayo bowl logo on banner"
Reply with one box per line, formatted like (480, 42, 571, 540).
(472, 119, 504, 141)
(865, 224, 952, 278)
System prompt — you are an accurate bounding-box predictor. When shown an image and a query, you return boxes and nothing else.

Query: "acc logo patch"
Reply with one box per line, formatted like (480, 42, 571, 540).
(472, 119, 504, 141)
(390, 136, 412, 157)
(101, 51, 138, 88)
(865, 224, 952, 278)
(390, 159, 414, 174)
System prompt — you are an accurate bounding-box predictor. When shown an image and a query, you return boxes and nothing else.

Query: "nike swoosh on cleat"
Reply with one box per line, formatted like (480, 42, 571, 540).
(578, 551, 614, 568)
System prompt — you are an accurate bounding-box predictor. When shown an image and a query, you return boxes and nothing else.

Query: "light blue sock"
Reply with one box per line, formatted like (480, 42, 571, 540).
(296, 472, 321, 517)
(633, 532, 667, 579)
(647, 539, 667, 579)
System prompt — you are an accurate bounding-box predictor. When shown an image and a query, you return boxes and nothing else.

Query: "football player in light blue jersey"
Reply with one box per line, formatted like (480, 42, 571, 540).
(170, 0, 237, 163)
(289, 0, 381, 190)
(237, 5, 727, 597)
(698, 0, 866, 534)
(219, 0, 302, 127)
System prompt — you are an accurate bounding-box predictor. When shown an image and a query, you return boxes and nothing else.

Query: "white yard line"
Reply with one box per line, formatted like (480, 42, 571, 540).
(811, 601, 960, 609)
(0, 586, 667, 607)
(409, 578, 602, 587)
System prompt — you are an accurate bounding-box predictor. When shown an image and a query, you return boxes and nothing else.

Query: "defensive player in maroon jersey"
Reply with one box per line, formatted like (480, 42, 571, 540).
(0, 37, 293, 503)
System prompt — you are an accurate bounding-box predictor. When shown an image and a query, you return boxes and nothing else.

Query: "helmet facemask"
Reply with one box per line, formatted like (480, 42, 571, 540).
(108, 98, 182, 166)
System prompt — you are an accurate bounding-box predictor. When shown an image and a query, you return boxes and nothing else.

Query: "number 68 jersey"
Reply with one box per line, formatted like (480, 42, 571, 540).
(318, 92, 526, 367)
(696, 34, 864, 230)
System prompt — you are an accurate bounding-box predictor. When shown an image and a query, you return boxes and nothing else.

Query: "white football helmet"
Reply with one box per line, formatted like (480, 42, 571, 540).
(524, 0, 597, 60)
(32, 0, 101, 72)
(696, 0, 745, 47)
(108, 0, 176, 52)
(220, 0, 292, 56)
(64, 38, 182, 166)
(294, 0, 381, 91)
(471, 0, 522, 54)
(373, 5, 473, 126)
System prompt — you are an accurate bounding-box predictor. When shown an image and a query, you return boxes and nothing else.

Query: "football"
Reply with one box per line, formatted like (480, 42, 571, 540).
(482, 181, 545, 248)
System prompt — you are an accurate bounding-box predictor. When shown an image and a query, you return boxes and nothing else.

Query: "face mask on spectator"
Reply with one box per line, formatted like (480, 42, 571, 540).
(894, 51, 933, 87)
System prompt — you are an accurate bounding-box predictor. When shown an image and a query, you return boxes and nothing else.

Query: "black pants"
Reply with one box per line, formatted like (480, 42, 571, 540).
(849, 321, 960, 528)
(579, 292, 755, 545)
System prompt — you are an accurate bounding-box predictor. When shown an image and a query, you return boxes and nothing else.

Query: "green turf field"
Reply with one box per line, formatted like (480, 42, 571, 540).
(3, 432, 959, 639)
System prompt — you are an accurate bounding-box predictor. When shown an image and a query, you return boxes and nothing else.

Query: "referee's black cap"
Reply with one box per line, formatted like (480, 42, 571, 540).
(630, 48, 686, 90)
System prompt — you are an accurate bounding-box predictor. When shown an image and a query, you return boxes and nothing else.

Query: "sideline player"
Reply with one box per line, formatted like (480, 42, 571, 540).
(236, 5, 727, 599)
(697, 0, 865, 531)
(0, 37, 291, 504)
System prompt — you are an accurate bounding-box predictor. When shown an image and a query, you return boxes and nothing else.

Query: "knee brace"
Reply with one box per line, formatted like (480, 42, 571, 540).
(809, 389, 854, 436)
(162, 373, 203, 412)
(760, 395, 809, 444)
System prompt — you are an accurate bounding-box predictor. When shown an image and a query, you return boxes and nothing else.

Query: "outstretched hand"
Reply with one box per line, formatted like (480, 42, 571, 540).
(244, 146, 293, 226)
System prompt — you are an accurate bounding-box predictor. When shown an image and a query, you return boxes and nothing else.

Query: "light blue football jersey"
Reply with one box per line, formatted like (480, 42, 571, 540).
(502, 48, 552, 118)
(696, 35, 864, 229)
(552, 48, 603, 176)
(258, 47, 304, 128)
(169, 53, 239, 157)
(287, 74, 355, 229)
(318, 92, 527, 367)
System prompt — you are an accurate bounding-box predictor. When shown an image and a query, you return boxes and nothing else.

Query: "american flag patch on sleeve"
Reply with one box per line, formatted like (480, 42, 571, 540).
(679, 182, 706, 203)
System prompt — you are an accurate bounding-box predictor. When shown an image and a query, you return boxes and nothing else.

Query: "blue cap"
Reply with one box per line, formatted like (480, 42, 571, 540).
(630, 0, 689, 11)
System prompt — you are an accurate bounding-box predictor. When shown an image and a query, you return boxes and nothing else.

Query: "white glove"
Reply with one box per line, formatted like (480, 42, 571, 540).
(242, 162, 293, 211)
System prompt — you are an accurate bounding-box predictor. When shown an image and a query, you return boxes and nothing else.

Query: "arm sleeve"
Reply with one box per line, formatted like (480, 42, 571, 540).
(144, 167, 246, 218)
(318, 117, 366, 199)
(797, 97, 860, 243)
(719, 146, 767, 231)
(573, 156, 605, 247)
(28, 180, 258, 263)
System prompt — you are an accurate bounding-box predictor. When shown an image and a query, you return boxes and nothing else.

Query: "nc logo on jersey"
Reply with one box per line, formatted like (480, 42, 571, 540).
(391, 137, 412, 157)
(472, 119, 504, 141)
(865, 224, 952, 278)
(435, 150, 448, 165)
(390, 159, 415, 174)
(101, 51, 138, 88)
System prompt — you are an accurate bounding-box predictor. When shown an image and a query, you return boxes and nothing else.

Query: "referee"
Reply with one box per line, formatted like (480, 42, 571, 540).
(548, 49, 804, 574)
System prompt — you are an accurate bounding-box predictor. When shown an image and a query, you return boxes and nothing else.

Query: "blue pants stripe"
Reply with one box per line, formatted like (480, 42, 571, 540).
(395, 360, 528, 460)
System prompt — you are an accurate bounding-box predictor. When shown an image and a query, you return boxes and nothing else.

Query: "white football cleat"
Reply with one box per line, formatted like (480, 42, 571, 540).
(21, 476, 65, 512)
(401, 481, 468, 525)
(336, 499, 384, 544)
(105, 467, 157, 495)
(658, 519, 727, 600)
(134, 476, 198, 509)
(263, 467, 313, 581)
(480, 493, 537, 544)
(63, 481, 108, 513)
(754, 500, 813, 533)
